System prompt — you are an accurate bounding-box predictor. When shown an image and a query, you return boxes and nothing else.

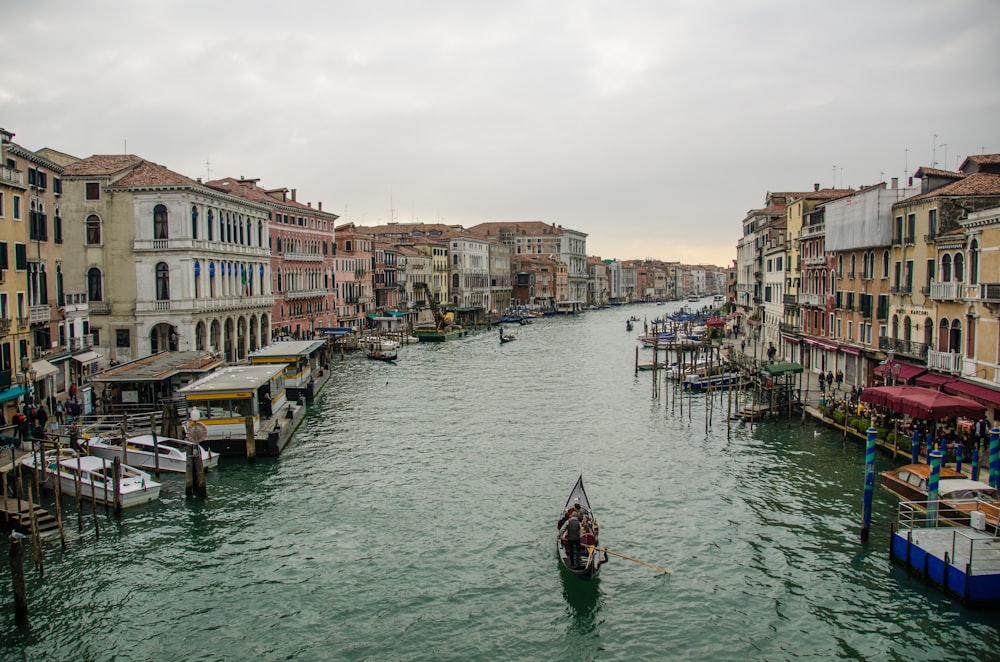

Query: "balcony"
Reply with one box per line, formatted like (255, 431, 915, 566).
(879, 336, 929, 360)
(779, 322, 799, 335)
(802, 256, 827, 266)
(29, 305, 51, 324)
(926, 350, 962, 374)
(783, 294, 797, 306)
(283, 252, 324, 262)
(90, 301, 111, 315)
(890, 285, 913, 295)
(798, 292, 826, 307)
(924, 232, 937, 242)
(971, 283, 1000, 302)
(802, 223, 825, 237)
(0, 318, 9, 336)
(929, 281, 961, 301)
(284, 288, 328, 300)
(0, 166, 25, 188)
(69, 335, 94, 351)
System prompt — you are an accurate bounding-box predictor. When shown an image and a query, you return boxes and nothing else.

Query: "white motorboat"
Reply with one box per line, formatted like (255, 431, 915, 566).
(359, 336, 400, 351)
(22, 451, 161, 508)
(85, 434, 219, 473)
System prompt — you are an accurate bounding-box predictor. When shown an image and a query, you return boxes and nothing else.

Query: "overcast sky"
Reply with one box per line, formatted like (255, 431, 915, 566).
(4, 1, 998, 266)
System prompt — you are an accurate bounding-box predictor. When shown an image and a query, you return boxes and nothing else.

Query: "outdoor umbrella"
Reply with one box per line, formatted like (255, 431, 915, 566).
(860, 385, 985, 420)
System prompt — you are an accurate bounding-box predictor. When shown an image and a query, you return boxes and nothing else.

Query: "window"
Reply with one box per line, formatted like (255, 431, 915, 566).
(882, 251, 889, 278)
(0, 242, 7, 270)
(116, 329, 130, 348)
(13, 195, 20, 220)
(86, 214, 102, 244)
(926, 259, 935, 286)
(14, 243, 26, 270)
(87, 267, 103, 301)
(153, 204, 168, 239)
(191, 205, 199, 239)
(155, 263, 170, 300)
(906, 214, 916, 243)
(85, 182, 100, 200)
(207, 209, 214, 240)
(954, 253, 964, 282)
(54, 208, 63, 244)
(53, 178, 62, 195)
(0, 191, 4, 217)
(928, 209, 938, 239)
(970, 239, 980, 285)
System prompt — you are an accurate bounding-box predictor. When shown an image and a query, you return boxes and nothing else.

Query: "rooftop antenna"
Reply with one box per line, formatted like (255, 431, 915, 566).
(124, 139, 127, 154)
(904, 148, 909, 178)
(832, 165, 836, 188)
(932, 134, 938, 167)
(205, 159, 211, 180)
(941, 143, 947, 170)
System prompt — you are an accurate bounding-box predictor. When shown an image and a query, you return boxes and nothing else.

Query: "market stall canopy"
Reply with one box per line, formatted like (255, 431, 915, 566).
(872, 362, 926, 383)
(860, 385, 985, 420)
(705, 317, 726, 328)
(763, 362, 803, 376)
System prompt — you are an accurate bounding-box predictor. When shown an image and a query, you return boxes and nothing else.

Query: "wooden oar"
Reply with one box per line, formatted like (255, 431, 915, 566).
(588, 545, 671, 574)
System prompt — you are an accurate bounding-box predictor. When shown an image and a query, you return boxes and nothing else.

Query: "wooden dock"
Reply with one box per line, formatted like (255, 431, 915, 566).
(891, 524, 1000, 605)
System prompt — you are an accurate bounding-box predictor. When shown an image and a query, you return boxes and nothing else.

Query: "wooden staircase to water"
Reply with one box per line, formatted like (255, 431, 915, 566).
(1, 497, 60, 538)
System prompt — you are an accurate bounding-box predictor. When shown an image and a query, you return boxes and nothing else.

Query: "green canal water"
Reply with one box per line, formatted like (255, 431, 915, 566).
(3, 303, 1000, 661)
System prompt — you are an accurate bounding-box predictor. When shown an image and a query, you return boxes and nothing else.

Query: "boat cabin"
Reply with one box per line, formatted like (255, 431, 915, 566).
(178, 364, 287, 451)
(247, 340, 327, 400)
(88, 351, 223, 416)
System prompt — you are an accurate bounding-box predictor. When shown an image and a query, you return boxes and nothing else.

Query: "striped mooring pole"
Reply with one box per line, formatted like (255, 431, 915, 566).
(911, 428, 920, 465)
(990, 427, 1000, 490)
(927, 450, 943, 527)
(861, 425, 877, 542)
(972, 445, 981, 482)
(955, 440, 963, 474)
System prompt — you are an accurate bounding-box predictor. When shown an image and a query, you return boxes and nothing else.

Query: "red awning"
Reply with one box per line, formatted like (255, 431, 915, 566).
(944, 380, 1000, 409)
(914, 372, 957, 389)
(781, 335, 800, 344)
(873, 362, 927, 382)
(838, 345, 861, 356)
(805, 338, 837, 351)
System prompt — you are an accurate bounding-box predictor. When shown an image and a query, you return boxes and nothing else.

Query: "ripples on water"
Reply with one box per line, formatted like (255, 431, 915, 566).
(3, 305, 1000, 661)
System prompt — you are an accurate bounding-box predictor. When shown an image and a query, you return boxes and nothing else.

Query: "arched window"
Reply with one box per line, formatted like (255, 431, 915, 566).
(954, 252, 964, 282)
(207, 209, 214, 241)
(87, 267, 103, 301)
(882, 251, 890, 278)
(838, 255, 844, 275)
(194, 261, 201, 299)
(191, 205, 199, 239)
(257, 220, 264, 247)
(940, 254, 952, 282)
(452, 273, 460, 289)
(155, 262, 170, 300)
(938, 318, 950, 352)
(219, 213, 225, 242)
(850, 254, 856, 277)
(154, 204, 169, 239)
(970, 239, 980, 285)
(246, 220, 252, 245)
(949, 318, 962, 354)
(209, 261, 216, 297)
(86, 214, 102, 245)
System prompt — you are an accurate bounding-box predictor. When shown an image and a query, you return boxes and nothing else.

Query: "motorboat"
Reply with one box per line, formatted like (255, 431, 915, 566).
(23, 451, 161, 508)
(85, 433, 219, 473)
(881, 463, 1000, 532)
(682, 372, 742, 390)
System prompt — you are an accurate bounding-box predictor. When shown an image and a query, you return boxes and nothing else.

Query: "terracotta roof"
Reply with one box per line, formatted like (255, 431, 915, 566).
(112, 159, 200, 188)
(466, 221, 569, 237)
(897, 172, 1000, 205)
(914, 166, 962, 179)
(62, 154, 143, 177)
(962, 154, 1000, 166)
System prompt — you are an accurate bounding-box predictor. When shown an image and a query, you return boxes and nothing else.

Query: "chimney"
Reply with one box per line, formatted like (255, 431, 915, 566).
(908, 177, 913, 186)
(318, 201, 323, 211)
(891, 177, 898, 189)
(291, 188, 297, 202)
(814, 183, 820, 192)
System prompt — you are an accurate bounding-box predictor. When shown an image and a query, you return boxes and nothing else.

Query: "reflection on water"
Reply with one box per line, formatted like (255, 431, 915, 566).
(560, 562, 602, 636)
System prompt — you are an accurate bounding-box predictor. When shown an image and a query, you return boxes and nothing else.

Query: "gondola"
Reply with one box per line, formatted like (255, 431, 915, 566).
(499, 327, 517, 343)
(364, 347, 398, 362)
(557, 475, 607, 579)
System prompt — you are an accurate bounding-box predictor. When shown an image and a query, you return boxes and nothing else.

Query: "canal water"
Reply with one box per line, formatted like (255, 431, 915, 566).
(3, 302, 1000, 661)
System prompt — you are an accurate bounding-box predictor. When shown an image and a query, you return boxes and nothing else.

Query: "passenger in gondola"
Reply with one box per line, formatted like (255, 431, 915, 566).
(560, 510, 582, 568)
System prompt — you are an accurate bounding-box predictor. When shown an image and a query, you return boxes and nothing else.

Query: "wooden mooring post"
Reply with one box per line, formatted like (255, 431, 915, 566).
(10, 534, 28, 622)
(244, 417, 256, 462)
(149, 413, 161, 478)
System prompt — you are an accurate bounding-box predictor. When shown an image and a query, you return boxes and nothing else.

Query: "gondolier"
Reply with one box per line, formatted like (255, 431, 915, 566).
(560, 510, 582, 568)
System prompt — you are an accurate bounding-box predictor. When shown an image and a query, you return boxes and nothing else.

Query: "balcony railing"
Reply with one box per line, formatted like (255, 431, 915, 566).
(879, 336, 929, 360)
(802, 256, 826, 266)
(284, 288, 328, 300)
(779, 322, 799, 335)
(929, 281, 961, 301)
(970, 283, 1000, 302)
(90, 301, 111, 314)
(0, 318, 10, 336)
(798, 292, 826, 307)
(29, 305, 51, 324)
(926, 350, 962, 374)
(70, 335, 94, 351)
(890, 285, 913, 295)
(0, 166, 24, 187)
(283, 252, 324, 262)
(802, 223, 825, 236)
(783, 294, 797, 306)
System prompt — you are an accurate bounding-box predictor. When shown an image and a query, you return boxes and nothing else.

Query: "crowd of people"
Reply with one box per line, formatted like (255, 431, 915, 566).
(558, 498, 598, 569)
